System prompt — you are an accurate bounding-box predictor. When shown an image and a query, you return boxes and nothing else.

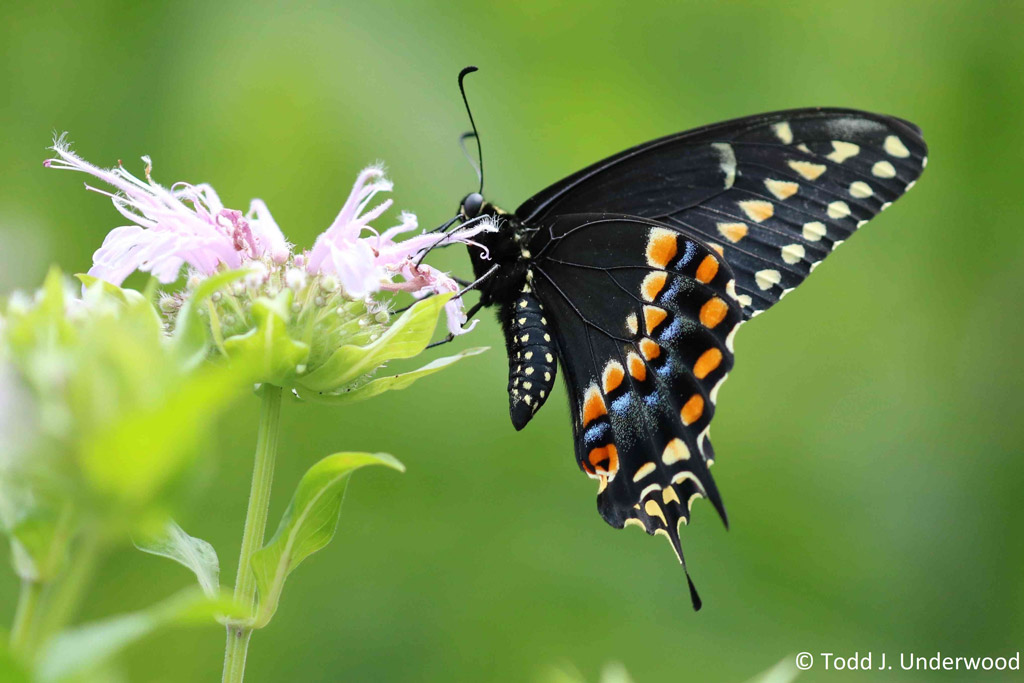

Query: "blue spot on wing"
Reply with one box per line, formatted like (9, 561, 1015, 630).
(584, 422, 610, 446)
(674, 240, 698, 269)
(611, 394, 631, 414)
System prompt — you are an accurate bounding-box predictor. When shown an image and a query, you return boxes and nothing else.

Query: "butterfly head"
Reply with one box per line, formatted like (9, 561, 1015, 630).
(460, 192, 485, 220)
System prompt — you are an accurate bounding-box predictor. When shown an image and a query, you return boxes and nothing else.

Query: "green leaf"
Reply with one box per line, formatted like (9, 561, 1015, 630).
(222, 291, 309, 386)
(298, 294, 451, 392)
(36, 589, 243, 683)
(170, 269, 251, 367)
(134, 520, 219, 597)
(250, 452, 405, 628)
(299, 346, 488, 405)
(78, 357, 249, 506)
(73, 274, 129, 304)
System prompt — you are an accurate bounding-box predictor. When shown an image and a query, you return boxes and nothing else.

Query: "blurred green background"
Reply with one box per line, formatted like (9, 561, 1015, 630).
(2, 0, 1023, 681)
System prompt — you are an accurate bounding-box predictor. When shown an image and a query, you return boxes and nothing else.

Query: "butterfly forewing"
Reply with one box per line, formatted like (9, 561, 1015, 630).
(516, 108, 927, 318)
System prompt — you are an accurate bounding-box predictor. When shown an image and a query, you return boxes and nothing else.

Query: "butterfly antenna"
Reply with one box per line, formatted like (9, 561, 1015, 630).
(458, 66, 484, 193)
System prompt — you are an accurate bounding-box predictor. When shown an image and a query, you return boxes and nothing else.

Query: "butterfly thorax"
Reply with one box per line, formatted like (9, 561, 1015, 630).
(464, 204, 558, 430)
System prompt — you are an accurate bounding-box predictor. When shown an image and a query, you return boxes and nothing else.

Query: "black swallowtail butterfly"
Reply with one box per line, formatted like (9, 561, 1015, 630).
(444, 68, 927, 610)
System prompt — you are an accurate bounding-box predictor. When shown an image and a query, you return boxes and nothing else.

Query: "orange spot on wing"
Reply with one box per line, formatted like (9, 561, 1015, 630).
(582, 385, 607, 426)
(627, 352, 647, 381)
(641, 271, 668, 302)
(699, 297, 729, 329)
(695, 255, 719, 284)
(680, 394, 704, 426)
(602, 361, 625, 394)
(643, 305, 668, 334)
(646, 228, 678, 268)
(588, 444, 619, 476)
(639, 338, 661, 361)
(693, 348, 723, 379)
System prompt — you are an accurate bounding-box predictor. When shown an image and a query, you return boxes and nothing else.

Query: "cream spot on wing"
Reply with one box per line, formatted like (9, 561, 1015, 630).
(711, 142, 736, 188)
(662, 438, 690, 465)
(772, 121, 793, 144)
(826, 141, 860, 163)
(872, 160, 896, 178)
(717, 222, 748, 243)
(849, 181, 873, 198)
(884, 135, 910, 157)
(802, 221, 827, 241)
(781, 243, 805, 265)
(626, 312, 638, 335)
(787, 159, 826, 180)
(796, 143, 811, 154)
(739, 200, 774, 223)
(639, 483, 662, 501)
(725, 324, 739, 352)
(755, 269, 782, 290)
(709, 376, 727, 403)
(737, 294, 752, 307)
(633, 461, 657, 482)
(827, 200, 851, 219)
(662, 487, 680, 505)
(765, 178, 799, 200)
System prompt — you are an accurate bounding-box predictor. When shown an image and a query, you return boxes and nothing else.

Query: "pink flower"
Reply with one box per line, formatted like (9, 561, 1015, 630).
(46, 136, 290, 285)
(46, 136, 495, 337)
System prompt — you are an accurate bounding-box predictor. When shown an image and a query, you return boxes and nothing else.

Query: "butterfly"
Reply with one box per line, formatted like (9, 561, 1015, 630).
(444, 68, 927, 610)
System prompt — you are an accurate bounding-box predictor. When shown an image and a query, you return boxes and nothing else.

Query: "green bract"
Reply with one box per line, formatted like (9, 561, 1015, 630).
(173, 265, 487, 400)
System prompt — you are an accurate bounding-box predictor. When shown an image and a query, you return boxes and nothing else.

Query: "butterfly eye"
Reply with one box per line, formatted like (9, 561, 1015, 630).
(462, 192, 484, 219)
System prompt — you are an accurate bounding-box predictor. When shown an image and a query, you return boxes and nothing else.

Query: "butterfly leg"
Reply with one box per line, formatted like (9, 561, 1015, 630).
(425, 300, 486, 349)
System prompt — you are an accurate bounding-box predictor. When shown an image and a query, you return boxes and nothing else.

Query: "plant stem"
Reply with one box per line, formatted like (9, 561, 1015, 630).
(223, 384, 283, 683)
(9, 579, 42, 657)
(31, 531, 102, 656)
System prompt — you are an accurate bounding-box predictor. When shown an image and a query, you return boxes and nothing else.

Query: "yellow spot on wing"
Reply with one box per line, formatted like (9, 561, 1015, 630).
(787, 159, 826, 180)
(641, 271, 667, 302)
(633, 461, 657, 482)
(739, 200, 774, 223)
(826, 141, 860, 163)
(884, 135, 910, 157)
(755, 269, 781, 290)
(765, 179, 799, 200)
(699, 297, 728, 328)
(662, 438, 690, 465)
(646, 228, 678, 268)
(680, 394, 704, 426)
(872, 160, 896, 178)
(781, 243, 805, 265)
(802, 221, 826, 241)
(693, 348, 723, 379)
(644, 499, 667, 525)
(827, 200, 851, 219)
(662, 487, 680, 505)
(717, 222, 748, 243)
(850, 181, 873, 198)
(695, 255, 719, 283)
(772, 121, 793, 144)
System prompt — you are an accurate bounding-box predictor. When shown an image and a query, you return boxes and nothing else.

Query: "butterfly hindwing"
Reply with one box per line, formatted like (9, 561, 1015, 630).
(526, 214, 743, 605)
(516, 108, 927, 318)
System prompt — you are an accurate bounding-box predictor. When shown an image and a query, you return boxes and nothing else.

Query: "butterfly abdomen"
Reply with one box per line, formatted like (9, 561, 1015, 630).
(504, 287, 558, 430)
